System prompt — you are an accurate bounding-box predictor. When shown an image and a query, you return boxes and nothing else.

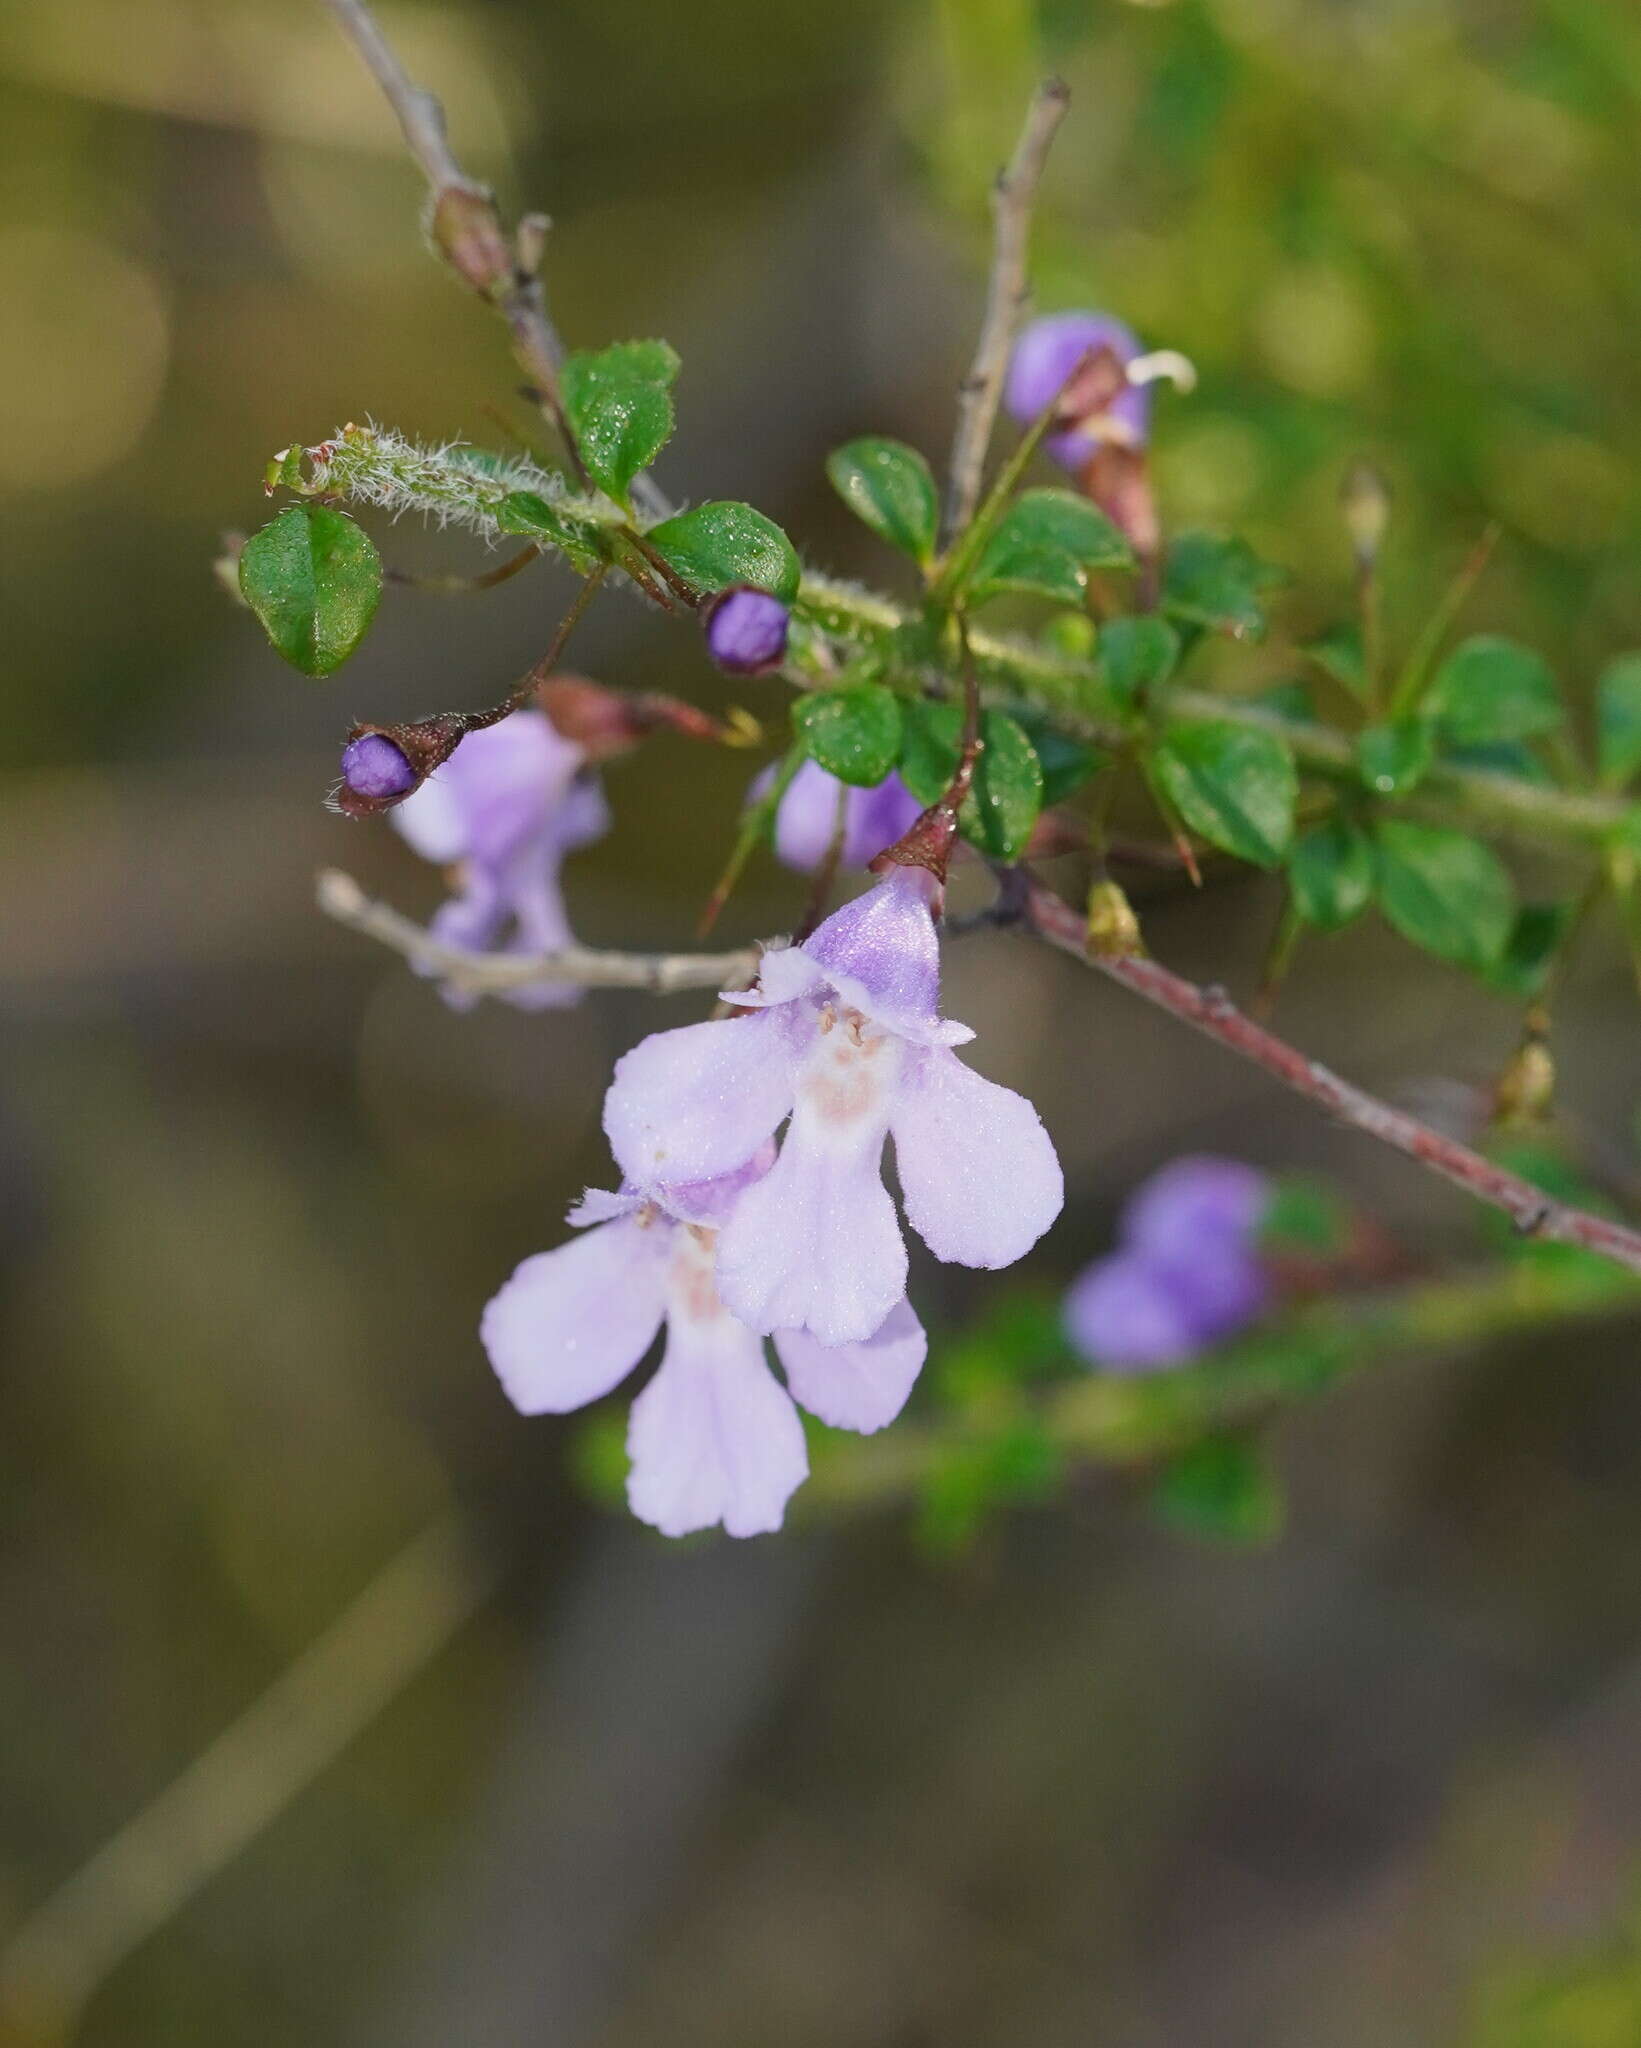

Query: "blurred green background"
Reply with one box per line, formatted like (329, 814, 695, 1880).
(6, 0, 1641, 2041)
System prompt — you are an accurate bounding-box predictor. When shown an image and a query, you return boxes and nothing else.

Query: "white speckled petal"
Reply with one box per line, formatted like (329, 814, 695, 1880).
(604, 1008, 804, 1186)
(891, 1045, 1063, 1268)
(626, 1317, 808, 1538)
(774, 1296, 926, 1434)
(480, 1216, 667, 1414)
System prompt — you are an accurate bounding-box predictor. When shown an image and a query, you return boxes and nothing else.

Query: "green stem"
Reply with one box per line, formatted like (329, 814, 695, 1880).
(801, 1255, 1634, 1516)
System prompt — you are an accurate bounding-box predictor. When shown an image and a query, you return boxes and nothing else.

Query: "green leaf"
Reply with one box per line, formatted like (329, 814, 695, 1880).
(1356, 716, 1434, 796)
(1481, 901, 1573, 998)
(1303, 620, 1370, 703)
(1441, 738, 1553, 782)
(493, 488, 600, 570)
(968, 487, 1132, 607)
(238, 504, 381, 677)
(1012, 711, 1103, 806)
(1255, 679, 1316, 723)
(899, 702, 1045, 860)
(825, 437, 939, 566)
(1288, 816, 1374, 930)
(1150, 1433, 1283, 1546)
(794, 683, 904, 787)
(560, 339, 679, 505)
(1597, 653, 1641, 786)
(1373, 819, 1516, 970)
(970, 710, 1047, 858)
(1260, 1175, 1352, 1257)
(1098, 614, 1180, 710)
(1429, 634, 1562, 745)
(1148, 720, 1298, 867)
(1161, 531, 1282, 640)
(645, 500, 800, 601)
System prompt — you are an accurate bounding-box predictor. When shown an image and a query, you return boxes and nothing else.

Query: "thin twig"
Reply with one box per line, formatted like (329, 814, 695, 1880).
(1018, 872, 1641, 1279)
(0, 1515, 492, 2041)
(384, 542, 542, 595)
(941, 78, 1071, 548)
(319, 0, 671, 522)
(318, 870, 762, 997)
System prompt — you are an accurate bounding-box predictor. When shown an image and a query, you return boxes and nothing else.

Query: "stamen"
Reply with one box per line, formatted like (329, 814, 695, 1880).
(1126, 349, 1197, 394)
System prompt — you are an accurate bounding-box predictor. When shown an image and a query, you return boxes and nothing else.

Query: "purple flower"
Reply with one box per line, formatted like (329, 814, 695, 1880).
(481, 1157, 928, 1538)
(603, 866, 1063, 1348)
(703, 586, 790, 675)
(749, 759, 924, 873)
(1004, 311, 1150, 471)
(391, 709, 609, 1011)
(1063, 1155, 1272, 1374)
(341, 732, 416, 801)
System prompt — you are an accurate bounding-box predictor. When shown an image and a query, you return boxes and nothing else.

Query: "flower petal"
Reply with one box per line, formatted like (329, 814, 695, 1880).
(480, 1216, 667, 1414)
(716, 1124, 907, 1346)
(604, 1008, 803, 1186)
(891, 1046, 1063, 1268)
(774, 1297, 926, 1434)
(626, 1318, 808, 1538)
(1062, 1251, 1199, 1372)
(391, 773, 467, 864)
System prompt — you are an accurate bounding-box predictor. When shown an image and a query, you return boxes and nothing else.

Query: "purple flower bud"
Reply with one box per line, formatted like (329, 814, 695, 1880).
(703, 585, 790, 675)
(1004, 311, 1150, 471)
(340, 732, 416, 802)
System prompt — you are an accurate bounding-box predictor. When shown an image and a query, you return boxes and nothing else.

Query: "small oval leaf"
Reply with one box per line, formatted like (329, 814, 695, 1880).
(1373, 819, 1516, 970)
(794, 683, 904, 787)
(238, 504, 381, 677)
(1430, 634, 1561, 746)
(1149, 721, 1298, 868)
(898, 702, 1044, 860)
(645, 501, 800, 602)
(1288, 817, 1374, 931)
(1098, 614, 1181, 709)
(561, 339, 680, 505)
(1356, 717, 1434, 796)
(968, 488, 1132, 608)
(825, 438, 939, 565)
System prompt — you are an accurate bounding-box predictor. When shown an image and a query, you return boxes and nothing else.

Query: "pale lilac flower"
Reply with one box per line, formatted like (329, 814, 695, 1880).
(1063, 1155, 1272, 1373)
(391, 710, 609, 1012)
(604, 866, 1063, 1347)
(1004, 311, 1149, 471)
(481, 1155, 927, 1538)
(749, 758, 924, 873)
(703, 586, 790, 674)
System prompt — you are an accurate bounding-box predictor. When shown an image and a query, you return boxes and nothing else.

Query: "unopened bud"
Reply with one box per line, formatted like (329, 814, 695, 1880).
(341, 732, 417, 802)
(1086, 878, 1143, 957)
(429, 182, 512, 297)
(1340, 460, 1391, 569)
(1494, 1024, 1555, 1126)
(702, 586, 790, 675)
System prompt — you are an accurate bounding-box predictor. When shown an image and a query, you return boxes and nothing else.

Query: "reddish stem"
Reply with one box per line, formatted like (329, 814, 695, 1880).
(1019, 872, 1641, 1278)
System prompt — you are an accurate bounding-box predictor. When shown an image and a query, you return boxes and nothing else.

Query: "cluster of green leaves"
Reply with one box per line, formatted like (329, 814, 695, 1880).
(1275, 629, 1641, 993)
(241, 341, 801, 678)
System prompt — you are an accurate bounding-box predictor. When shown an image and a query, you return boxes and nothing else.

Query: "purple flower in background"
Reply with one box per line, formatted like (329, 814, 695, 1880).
(1063, 1154, 1272, 1374)
(604, 865, 1063, 1347)
(703, 586, 790, 675)
(1004, 311, 1150, 471)
(481, 1155, 927, 1538)
(750, 758, 924, 873)
(391, 709, 608, 1011)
